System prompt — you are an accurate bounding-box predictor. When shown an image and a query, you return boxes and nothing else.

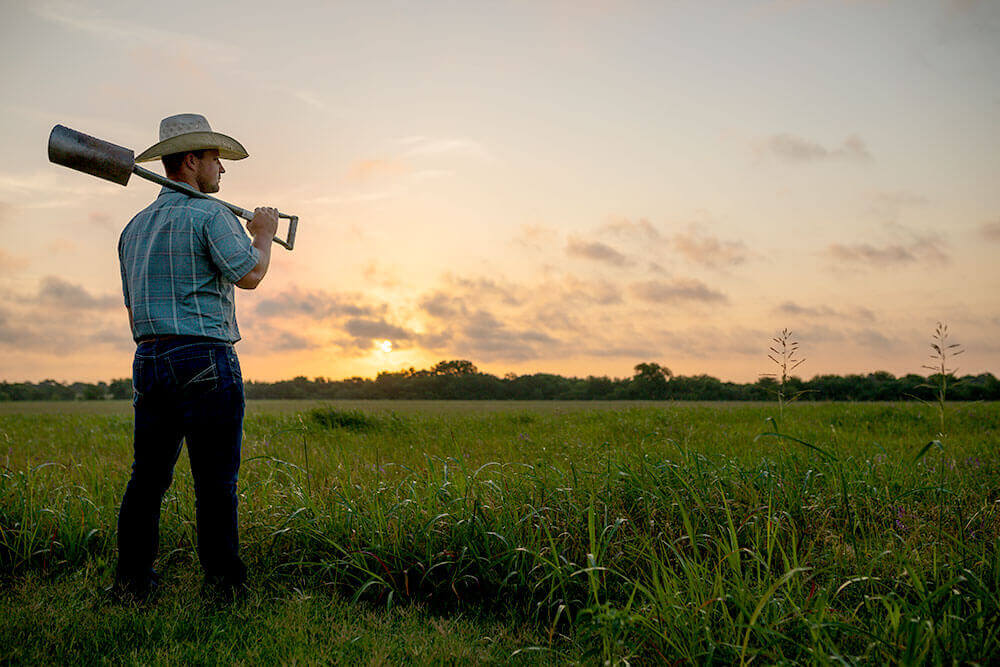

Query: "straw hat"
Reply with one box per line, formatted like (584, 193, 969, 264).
(135, 113, 248, 163)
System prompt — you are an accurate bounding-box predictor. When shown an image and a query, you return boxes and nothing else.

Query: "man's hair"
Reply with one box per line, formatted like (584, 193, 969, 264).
(161, 149, 206, 175)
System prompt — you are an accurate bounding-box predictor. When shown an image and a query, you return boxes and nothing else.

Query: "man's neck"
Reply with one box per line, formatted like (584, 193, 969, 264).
(168, 174, 202, 193)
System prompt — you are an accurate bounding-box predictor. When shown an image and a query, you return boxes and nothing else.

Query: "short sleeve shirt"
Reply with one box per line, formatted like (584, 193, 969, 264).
(118, 187, 260, 342)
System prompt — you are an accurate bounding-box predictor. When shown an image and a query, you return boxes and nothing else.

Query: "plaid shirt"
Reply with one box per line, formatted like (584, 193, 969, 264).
(119, 187, 260, 342)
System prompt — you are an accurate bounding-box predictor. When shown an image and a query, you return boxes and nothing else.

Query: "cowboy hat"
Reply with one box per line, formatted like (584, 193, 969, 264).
(134, 113, 248, 163)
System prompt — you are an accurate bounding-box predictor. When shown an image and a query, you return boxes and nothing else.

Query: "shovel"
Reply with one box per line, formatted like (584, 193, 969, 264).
(47, 124, 298, 250)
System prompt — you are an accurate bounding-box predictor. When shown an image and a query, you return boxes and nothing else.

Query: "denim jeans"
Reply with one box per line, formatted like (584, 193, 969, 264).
(116, 336, 247, 588)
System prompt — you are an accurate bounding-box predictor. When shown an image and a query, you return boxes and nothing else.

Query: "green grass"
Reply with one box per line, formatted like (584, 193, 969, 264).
(1, 400, 998, 664)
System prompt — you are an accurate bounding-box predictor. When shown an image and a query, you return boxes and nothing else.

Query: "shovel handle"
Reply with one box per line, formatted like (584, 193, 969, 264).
(132, 164, 298, 250)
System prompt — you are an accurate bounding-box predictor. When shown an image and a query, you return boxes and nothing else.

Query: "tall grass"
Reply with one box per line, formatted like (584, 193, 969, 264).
(921, 322, 965, 435)
(761, 328, 806, 423)
(1, 403, 998, 662)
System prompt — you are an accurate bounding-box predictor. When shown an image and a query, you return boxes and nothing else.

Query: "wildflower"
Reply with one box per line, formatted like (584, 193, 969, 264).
(963, 456, 982, 470)
(893, 506, 909, 535)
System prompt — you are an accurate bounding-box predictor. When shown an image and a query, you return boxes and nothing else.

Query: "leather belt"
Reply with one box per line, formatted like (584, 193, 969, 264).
(137, 335, 223, 343)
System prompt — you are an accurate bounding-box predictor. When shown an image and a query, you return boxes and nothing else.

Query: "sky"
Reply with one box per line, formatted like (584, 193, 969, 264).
(1, 0, 998, 384)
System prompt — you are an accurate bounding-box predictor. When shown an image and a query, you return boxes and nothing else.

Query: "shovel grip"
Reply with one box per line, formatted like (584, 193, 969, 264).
(236, 209, 298, 251)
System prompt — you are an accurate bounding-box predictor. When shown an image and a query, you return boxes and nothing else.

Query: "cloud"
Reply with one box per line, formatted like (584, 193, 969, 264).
(566, 237, 629, 266)
(420, 291, 467, 320)
(411, 169, 455, 182)
(265, 329, 317, 352)
(512, 224, 560, 251)
(300, 190, 400, 206)
(758, 133, 872, 163)
(448, 276, 524, 306)
(399, 137, 493, 161)
(978, 219, 1000, 242)
(0, 248, 29, 274)
(33, 1, 241, 63)
(29, 276, 119, 310)
(0, 300, 129, 355)
(245, 287, 418, 353)
(671, 230, 748, 268)
(442, 309, 561, 362)
(413, 276, 634, 363)
(556, 277, 622, 306)
(774, 301, 877, 322)
(0, 308, 32, 347)
(867, 191, 930, 222)
(826, 235, 949, 266)
(630, 279, 728, 304)
(292, 89, 329, 111)
(346, 158, 409, 183)
(344, 317, 414, 343)
(600, 217, 663, 242)
(657, 325, 770, 360)
(0, 170, 119, 208)
(855, 328, 894, 349)
(254, 288, 381, 321)
(87, 211, 115, 231)
(362, 262, 401, 289)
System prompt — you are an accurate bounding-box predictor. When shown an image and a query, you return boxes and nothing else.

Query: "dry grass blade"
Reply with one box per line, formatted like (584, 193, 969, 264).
(920, 322, 965, 434)
(760, 328, 807, 422)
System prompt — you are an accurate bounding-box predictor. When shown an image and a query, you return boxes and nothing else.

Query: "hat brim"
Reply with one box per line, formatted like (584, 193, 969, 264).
(135, 131, 249, 162)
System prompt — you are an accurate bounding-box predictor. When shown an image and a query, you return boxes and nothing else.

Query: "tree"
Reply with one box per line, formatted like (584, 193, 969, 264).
(431, 360, 479, 376)
(630, 362, 672, 399)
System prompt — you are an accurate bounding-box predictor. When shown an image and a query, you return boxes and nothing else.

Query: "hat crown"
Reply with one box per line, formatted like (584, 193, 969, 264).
(135, 113, 248, 163)
(158, 114, 213, 141)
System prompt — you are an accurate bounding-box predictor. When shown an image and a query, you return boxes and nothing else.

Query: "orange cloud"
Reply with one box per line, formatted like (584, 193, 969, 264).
(0, 248, 29, 274)
(671, 230, 748, 269)
(826, 236, 949, 266)
(346, 158, 409, 182)
(630, 279, 728, 304)
(979, 220, 1000, 242)
(566, 237, 629, 266)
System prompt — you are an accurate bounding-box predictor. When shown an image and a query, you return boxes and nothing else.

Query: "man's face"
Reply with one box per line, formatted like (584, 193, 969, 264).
(193, 149, 224, 193)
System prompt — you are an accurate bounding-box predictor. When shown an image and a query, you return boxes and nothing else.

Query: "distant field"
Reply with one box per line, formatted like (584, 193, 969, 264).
(2, 401, 998, 663)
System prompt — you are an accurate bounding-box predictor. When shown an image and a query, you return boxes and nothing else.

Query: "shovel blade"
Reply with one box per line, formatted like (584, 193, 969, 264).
(48, 125, 135, 186)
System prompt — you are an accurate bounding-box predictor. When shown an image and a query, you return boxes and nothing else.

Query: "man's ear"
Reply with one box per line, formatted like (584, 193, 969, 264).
(183, 152, 198, 172)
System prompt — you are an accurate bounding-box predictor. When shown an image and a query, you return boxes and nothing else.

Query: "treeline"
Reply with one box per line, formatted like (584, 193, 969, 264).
(0, 360, 1000, 401)
(0, 379, 133, 402)
(7, 360, 994, 402)
(244, 361, 998, 401)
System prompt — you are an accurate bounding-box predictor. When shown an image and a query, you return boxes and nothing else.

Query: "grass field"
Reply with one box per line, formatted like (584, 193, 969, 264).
(1, 400, 998, 664)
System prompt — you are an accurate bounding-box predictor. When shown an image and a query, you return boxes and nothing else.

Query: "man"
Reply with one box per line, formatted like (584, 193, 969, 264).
(114, 113, 279, 600)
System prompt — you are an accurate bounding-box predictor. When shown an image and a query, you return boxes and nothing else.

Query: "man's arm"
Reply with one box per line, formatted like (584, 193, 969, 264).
(126, 306, 133, 331)
(236, 207, 279, 290)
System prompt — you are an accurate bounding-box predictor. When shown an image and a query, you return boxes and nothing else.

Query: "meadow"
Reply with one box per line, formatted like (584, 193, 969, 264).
(1, 399, 997, 664)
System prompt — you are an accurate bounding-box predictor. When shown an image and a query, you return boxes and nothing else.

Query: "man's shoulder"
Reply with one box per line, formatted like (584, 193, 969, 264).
(159, 192, 230, 219)
(120, 195, 232, 248)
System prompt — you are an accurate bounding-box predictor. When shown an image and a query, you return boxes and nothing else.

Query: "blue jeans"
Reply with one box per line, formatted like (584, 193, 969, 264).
(116, 337, 247, 588)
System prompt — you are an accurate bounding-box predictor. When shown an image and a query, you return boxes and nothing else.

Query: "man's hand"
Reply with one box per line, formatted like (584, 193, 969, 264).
(247, 207, 279, 239)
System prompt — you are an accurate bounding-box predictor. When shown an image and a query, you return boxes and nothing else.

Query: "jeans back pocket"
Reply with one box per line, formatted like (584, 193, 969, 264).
(166, 349, 220, 395)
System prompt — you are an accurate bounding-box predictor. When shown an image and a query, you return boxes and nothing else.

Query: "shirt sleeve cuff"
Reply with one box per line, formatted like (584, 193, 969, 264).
(229, 245, 261, 283)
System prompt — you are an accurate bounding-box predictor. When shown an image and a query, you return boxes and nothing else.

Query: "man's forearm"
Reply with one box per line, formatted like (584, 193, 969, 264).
(251, 232, 273, 278)
(236, 234, 272, 289)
